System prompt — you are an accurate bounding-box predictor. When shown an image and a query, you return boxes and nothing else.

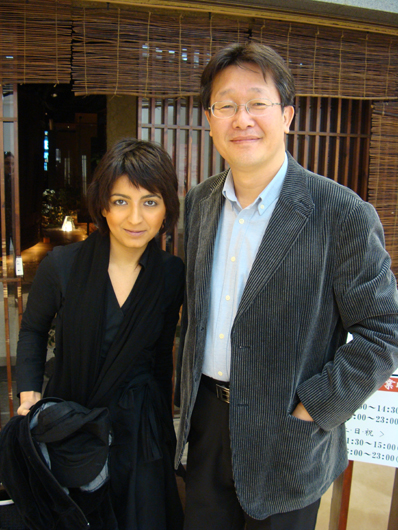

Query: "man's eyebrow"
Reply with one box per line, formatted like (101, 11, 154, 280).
(217, 87, 264, 98)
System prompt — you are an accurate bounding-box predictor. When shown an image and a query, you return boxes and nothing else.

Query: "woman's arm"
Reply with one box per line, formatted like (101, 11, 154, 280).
(153, 257, 185, 410)
(16, 253, 63, 413)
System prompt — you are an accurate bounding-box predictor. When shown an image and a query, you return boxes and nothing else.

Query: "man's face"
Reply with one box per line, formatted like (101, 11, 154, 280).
(205, 64, 294, 177)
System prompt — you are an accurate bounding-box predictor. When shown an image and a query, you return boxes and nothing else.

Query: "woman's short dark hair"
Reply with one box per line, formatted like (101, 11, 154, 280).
(200, 42, 295, 110)
(87, 138, 179, 235)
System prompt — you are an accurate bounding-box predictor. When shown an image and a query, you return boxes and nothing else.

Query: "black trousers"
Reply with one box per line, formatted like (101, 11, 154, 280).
(184, 378, 320, 530)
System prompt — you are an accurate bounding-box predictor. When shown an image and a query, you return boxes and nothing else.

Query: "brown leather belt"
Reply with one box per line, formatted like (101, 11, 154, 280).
(201, 374, 230, 404)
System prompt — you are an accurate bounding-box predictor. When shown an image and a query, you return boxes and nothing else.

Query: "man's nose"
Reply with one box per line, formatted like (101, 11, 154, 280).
(232, 105, 255, 127)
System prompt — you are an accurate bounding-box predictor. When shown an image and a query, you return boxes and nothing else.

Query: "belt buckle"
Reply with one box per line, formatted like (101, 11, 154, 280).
(216, 384, 230, 404)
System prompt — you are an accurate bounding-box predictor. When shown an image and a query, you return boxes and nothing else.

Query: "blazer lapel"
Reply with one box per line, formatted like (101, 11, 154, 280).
(194, 172, 227, 322)
(236, 156, 314, 320)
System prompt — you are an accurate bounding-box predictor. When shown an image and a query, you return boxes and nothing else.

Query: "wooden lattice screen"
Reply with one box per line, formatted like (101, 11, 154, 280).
(368, 102, 398, 278)
(0, 0, 71, 85)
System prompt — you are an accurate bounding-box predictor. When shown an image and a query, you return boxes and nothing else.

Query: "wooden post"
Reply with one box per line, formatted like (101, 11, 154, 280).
(329, 461, 354, 530)
(387, 468, 398, 530)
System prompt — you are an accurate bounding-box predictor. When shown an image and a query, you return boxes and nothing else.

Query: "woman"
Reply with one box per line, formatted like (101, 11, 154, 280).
(16, 138, 184, 529)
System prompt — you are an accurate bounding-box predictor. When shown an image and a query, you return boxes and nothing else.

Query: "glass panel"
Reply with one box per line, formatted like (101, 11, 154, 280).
(3, 123, 15, 270)
(141, 98, 150, 124)
(203, 130, 211, 181)
(192, 97, 201, 127)
(154, 128, 162, 146)
(167, 129, 176, 166)
(167, 99, 176, 125)
(154, 99, 163, 125)
(2, 85, 14, 118)
(3, 122, 14, 155)
(191, 131, 200, 187)
(179, 98, 188, 126)
(141, 128, 150, 141)
(178, 130, 188, 188)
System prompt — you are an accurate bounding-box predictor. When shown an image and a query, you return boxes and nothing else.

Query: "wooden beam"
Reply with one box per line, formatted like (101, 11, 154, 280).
(388, 468, 398, 530)
(81, 0, 398, 36)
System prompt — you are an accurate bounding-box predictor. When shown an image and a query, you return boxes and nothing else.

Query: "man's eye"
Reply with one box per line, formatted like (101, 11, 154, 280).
(251, 101, 268, 108)
(218, 103, 234, 110)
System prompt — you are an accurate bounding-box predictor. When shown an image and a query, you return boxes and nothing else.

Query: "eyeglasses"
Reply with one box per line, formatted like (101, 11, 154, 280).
(208, 98, 282, 119)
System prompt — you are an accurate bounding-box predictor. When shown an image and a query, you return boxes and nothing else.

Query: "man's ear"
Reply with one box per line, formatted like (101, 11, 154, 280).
(205, 110, 213, 137)
(283, 105, 295, 133)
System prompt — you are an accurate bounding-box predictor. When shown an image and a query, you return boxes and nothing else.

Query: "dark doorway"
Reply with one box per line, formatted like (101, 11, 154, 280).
(18, 84, 107, 251)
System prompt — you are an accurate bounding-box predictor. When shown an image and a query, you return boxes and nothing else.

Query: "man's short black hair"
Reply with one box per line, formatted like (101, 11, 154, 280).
(200, 42, 295, 110)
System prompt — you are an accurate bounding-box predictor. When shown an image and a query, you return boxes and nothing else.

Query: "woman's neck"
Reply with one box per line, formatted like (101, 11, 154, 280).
(108, 237, 148, 269)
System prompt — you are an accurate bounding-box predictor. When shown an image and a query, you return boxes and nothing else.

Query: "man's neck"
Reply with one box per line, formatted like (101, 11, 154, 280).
(231, 158, 285, 209)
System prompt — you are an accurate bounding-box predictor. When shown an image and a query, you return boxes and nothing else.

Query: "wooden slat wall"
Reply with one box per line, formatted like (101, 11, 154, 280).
(138, 94, 371, 258)
(138, 95, 227, 255)
(368, 102, 398, 277)
(287, 97, 371, 199)
(0, 0, 71, 84)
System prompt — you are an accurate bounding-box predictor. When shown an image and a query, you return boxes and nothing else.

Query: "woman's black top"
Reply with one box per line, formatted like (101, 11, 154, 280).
(16, 234, 185, 530)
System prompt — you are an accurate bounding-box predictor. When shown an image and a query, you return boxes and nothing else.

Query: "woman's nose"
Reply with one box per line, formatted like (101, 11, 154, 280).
(128, 206, 143, 224)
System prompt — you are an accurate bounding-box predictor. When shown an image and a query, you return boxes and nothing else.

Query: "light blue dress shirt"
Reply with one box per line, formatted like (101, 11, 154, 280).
(202, 154, 288, 382)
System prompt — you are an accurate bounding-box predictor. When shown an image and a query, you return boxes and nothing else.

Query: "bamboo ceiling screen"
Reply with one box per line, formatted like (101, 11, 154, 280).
(70, 5, 398, 100)
(1, 1, 398, 100)
(0, 0, 71, 85)
(368, 102, 398, 278)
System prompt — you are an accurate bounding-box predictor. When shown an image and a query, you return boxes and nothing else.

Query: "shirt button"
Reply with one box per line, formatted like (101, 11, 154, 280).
(226, 295, 231, 301)
(218, 371, 223, 377)
(231, 257, 236, 262)
(260, 204, 265, 209)
(239, 218, 244, 224)
(219, 333, 224, 339)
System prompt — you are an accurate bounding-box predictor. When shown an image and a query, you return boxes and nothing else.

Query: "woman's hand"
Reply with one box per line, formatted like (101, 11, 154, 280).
(17, 391, 42, 416)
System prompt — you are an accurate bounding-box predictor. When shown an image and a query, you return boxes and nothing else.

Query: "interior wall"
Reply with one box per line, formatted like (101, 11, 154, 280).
(106, 95, 137, 149)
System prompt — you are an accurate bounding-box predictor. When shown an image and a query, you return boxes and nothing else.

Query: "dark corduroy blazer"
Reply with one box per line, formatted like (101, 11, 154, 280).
(175, 153, 398, 520)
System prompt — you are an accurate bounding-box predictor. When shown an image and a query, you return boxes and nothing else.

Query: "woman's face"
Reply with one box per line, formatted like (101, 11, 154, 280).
(102, 175, 166, 254)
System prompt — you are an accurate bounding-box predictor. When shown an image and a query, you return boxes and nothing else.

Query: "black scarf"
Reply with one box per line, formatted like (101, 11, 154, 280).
(45, 230, 165, 409)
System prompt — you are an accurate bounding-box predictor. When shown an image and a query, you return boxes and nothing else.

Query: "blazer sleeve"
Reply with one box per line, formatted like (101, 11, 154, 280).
(297, 200, 398, 431)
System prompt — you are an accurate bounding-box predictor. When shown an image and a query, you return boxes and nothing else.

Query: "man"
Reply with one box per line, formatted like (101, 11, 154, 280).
(175, 42, 398, 530)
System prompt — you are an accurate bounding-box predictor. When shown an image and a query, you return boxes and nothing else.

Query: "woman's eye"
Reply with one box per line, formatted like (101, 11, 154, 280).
(114, 199, 127, 206)
(144, 200, 157, 207)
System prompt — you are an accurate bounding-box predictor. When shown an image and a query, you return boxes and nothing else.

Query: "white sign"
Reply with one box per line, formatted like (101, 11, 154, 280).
(345, 374, 398, 467)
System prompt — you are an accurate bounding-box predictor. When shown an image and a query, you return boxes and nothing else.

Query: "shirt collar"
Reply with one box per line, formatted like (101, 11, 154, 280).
(222, 153, 288, 215)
